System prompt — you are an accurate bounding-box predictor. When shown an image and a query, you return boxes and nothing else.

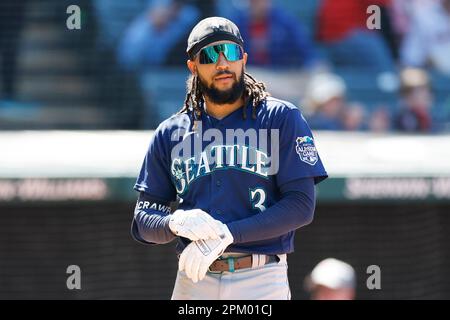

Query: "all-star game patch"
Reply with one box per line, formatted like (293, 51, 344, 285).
(295, 136, 318, 166)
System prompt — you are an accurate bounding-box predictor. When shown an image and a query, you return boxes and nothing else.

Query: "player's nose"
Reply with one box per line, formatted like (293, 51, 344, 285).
(216, 53, 229, 70)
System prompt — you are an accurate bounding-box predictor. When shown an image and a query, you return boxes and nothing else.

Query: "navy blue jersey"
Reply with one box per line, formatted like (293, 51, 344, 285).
(134, 97, 328, 254)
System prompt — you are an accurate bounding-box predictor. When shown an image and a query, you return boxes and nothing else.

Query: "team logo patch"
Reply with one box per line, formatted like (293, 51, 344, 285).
(295, 136, 318, 166)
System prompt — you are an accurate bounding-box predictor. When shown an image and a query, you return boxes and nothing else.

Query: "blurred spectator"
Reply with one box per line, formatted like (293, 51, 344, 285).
(117, 0, 200, 70)
(389, 0, 432, 39)
(304, 258, 356, 300)
(0, 0, 27, 107)
(94, 0, 146, 51)
(305, 73, 347, 130)
(112, 0, 201, 128)
(369, 106, 392, 132)
(316, 0, 395, 72)
(395, 68, 436, 132)
(399, 0, 450, 75)
(341, 103, 367, 131)
(229, 0, 319, 68)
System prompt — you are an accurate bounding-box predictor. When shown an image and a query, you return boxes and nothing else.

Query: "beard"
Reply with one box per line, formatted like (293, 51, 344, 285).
(197, 68, 245, 105)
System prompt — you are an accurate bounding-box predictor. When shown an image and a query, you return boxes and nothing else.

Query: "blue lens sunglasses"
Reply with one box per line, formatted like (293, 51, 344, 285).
(198, 43, 244, 64)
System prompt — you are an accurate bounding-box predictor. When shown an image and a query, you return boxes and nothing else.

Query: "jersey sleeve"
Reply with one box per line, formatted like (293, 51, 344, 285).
(275, 108, 328, 187)
(134, 125, 177, 202)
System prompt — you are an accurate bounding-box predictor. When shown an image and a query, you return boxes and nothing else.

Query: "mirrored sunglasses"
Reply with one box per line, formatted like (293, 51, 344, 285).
(198, 43, 243, 64)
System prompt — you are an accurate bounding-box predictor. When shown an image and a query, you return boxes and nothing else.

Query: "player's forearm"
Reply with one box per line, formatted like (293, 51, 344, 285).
(226, 189, 315, 244)
(131, 192, 177, 244)
(133, 209, 176, 244)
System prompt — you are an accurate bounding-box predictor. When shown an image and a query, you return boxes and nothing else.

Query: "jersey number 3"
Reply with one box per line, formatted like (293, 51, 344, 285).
(250, 188, 266, 212)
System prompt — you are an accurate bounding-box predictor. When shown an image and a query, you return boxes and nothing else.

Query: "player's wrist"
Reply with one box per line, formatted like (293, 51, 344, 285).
(221, 223, 234, 245)
(168, 209, 183, 235)
(162, 215, 177, 236)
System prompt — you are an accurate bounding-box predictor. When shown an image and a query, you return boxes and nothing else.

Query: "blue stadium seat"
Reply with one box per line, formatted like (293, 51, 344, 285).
(140, 68, 189, 128)
(334, 68, 398, 110)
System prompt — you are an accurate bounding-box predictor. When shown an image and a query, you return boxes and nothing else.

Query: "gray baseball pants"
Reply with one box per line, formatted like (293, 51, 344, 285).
(171, 253, 291, 300)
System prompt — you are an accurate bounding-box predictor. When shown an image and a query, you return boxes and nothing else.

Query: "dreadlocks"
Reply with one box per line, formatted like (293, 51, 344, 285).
(178, 71, 270, 127)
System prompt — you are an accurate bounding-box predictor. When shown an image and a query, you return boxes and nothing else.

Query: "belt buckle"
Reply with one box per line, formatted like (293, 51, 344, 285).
(207, 265, 221, 274)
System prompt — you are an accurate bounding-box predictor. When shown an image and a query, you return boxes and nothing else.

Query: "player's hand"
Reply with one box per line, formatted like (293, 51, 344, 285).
(178, 223, 234, 283)
(168, 209, 224, 241)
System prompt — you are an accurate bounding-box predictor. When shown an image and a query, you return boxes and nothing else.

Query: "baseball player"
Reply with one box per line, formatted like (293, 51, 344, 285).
(131, 17, 328, 300)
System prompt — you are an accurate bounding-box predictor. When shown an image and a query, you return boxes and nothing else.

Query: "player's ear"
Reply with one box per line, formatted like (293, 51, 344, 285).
(187, 60, 196, 75)
(243, 52, 248, 67)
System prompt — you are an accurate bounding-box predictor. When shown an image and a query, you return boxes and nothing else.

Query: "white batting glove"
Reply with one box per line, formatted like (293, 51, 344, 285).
(178, 223, 234, 283)
(168, 209, 224, 241)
